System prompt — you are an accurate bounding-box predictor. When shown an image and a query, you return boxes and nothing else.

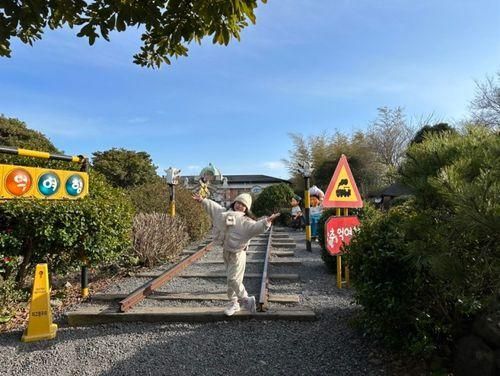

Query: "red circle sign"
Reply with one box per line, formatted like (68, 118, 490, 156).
(324, 216, 360, 255)
(5, 169, 33, 196)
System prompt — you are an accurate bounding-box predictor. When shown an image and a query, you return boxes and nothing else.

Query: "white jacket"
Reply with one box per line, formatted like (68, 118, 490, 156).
(202, 199, 270, 253)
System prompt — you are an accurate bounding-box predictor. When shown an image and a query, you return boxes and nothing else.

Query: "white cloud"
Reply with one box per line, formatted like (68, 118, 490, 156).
(263, 161, 285, 170)
(187, 165, 201, 170)
(128, 117, 149, 124)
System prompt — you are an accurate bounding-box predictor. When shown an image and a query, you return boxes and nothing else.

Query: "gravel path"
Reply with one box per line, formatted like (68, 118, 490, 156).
(0, 228, 394, 376)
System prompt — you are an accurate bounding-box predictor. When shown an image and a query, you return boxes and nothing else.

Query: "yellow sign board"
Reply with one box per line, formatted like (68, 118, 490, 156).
(21, 264, 58, 342)
(0, 164, 88, 200)
(323, 155, 363, 208)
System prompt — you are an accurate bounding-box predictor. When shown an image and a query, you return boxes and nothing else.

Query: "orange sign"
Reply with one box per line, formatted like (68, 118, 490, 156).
(323, 154, 363, 208)
(5, 168, 33, 196)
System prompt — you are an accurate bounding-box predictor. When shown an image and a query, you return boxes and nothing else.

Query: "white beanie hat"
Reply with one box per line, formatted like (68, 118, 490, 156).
(233, 193, 252, 210)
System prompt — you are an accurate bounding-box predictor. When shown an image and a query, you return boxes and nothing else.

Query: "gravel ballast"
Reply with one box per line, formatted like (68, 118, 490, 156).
(1, 228, 397, 375)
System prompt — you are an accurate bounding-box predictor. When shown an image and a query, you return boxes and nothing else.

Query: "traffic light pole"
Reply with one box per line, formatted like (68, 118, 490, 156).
(80, 161, 90, 298)
(168, 183, 175, 217)
(304, 176, 312, 252)
(0, 146, 86, 164)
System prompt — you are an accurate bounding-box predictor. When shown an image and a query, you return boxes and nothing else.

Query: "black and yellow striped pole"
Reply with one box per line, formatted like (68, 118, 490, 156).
(165, 167, 181, 217)
(298, 161, 314, 252)
(304, 176, 311, 252)
(81, 257, 90, 298)
(168, 184, 176, 217)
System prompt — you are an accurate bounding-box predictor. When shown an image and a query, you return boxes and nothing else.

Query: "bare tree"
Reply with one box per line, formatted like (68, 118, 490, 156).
(367, 106, 414, 169)
(470, 72, 500, 130)
(283, 130, 385, 194)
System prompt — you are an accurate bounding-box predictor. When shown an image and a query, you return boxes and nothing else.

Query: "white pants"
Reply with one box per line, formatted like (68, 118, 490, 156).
(223, 250, 248, 302)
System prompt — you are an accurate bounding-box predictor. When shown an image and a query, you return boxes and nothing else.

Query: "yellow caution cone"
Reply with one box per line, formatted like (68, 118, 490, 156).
(21, 263, 57, 342)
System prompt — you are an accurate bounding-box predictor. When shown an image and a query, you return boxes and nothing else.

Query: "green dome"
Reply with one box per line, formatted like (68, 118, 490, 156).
(199, 163, 223, 181)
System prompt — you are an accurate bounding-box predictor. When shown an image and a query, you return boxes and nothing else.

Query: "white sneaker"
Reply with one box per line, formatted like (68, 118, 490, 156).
(224, 301, 240, 316)
(242, 296, 256, 314)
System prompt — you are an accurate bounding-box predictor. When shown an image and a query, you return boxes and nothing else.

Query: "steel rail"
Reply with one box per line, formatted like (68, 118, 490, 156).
(119, 242, 213, 312)
(257, 226, 273, 312)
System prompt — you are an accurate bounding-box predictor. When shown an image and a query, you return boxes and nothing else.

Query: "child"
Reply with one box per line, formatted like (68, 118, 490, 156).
(290, 195, 304, 230)
(193, 192, 280, 316)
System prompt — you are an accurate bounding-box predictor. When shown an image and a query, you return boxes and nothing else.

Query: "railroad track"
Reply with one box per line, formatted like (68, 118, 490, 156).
(67, 227, 315, 325)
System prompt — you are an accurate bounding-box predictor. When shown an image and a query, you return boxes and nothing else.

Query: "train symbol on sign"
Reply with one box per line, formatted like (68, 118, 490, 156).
(336, 178, 351, 197)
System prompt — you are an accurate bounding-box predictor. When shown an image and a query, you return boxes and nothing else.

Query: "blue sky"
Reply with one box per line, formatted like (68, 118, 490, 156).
(1, 0, 499, 179)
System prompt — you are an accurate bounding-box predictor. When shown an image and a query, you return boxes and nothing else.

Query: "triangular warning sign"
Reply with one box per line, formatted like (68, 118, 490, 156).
(323, 154, 363, 208)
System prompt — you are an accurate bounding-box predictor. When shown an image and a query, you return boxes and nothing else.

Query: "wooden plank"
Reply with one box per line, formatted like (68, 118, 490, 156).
(92, 293, 300, 303)
(67, 306, 315, 326)
(198, 259, 301, 266)
(272, 243, 296, 249)
(271, 251, 294, 257)
(184, 250, 294, 256)
(256, 234, 289, 238)
(251, 242, 296, 246)
(252, 238, 294, 242)
(135, 272, 300, 280)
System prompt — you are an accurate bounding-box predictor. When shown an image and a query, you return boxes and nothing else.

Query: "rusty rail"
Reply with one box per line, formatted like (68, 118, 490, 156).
(119, 242, 213, 312)
(257, 226, 273, 312)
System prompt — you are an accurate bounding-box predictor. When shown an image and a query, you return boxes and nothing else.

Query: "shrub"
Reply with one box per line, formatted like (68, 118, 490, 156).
(132, 213, 189, 266)
(0, 171, 134, 284)
(347, 126, 499, 357)
(253, 183, 294, 217)
(0, 275, 27, 322)
(346, 203, 433, 352)
(169, 186, 211, 241)
(276, 208, 292, 227)
(128, 182, 211, 242)
(128, 179, 169, 214)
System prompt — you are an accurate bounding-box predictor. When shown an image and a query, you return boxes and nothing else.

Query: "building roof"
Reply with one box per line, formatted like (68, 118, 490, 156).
(182, 174, 291, 185)
(224, 175, 291, 184)
(380, 183, 413, 197)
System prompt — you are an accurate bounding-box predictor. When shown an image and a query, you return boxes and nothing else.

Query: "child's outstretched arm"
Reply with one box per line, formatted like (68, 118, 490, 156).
(193, 194, 225, 220)
(242, 213, 281, 239)
(266, 213, 280, 224)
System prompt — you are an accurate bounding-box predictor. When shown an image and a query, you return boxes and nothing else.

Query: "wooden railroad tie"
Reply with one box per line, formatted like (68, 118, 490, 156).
(134, 272, 300, 280)
(67, 306, 316, 326)
(91, 292, 300, 303)
(182, 250, 295, 257)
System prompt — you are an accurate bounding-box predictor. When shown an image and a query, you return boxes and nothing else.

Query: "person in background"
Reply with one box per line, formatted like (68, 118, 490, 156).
(290, 195, 304, 230)
(192, 192, 280, 316)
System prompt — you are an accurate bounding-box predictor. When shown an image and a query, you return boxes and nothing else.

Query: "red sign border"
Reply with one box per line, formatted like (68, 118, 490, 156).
(323, 154, 363, 208)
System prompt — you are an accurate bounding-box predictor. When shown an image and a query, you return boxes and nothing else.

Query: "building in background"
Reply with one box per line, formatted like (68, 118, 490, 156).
(182, 163, 291, 207)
